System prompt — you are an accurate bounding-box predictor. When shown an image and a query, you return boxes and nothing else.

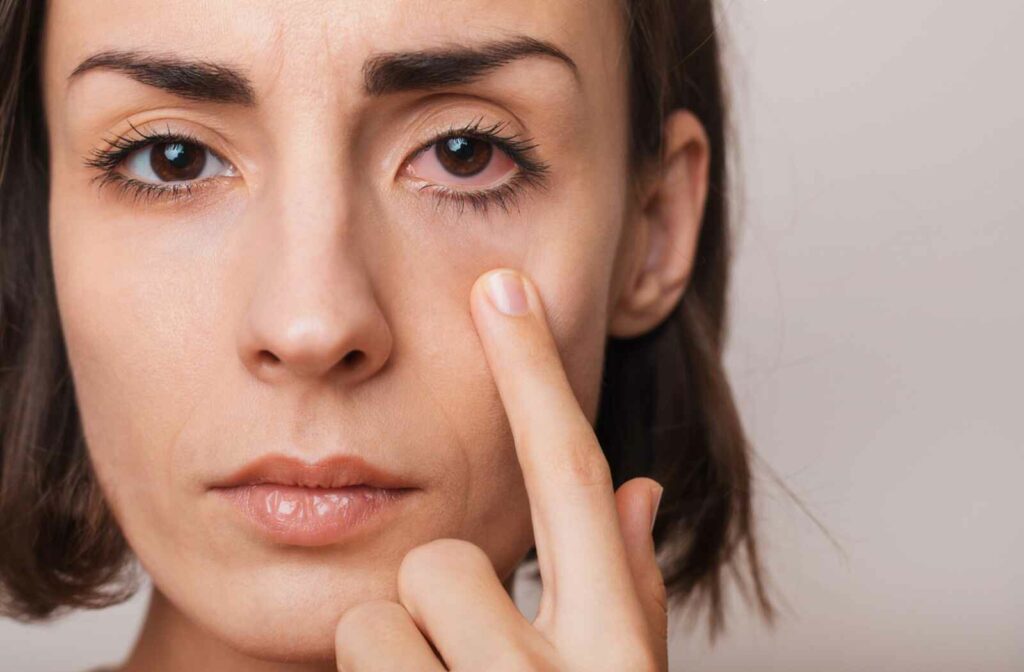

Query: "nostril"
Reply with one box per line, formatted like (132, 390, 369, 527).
(343, 351, 365, 367)
(252, 350, 365, 376)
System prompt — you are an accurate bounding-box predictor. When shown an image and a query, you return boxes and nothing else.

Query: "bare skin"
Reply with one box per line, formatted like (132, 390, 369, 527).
(41, 1, 709, 669)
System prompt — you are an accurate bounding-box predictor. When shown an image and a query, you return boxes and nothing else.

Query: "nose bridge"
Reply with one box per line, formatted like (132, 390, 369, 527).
(236, 105, 391, 385)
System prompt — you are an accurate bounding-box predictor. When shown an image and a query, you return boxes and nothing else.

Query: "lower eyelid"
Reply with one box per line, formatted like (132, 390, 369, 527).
(94, 169, 233, 207)
(414, 172, 537, 217)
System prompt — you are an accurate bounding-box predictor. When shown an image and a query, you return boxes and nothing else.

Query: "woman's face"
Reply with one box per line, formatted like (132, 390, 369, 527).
(42, 0, 641, 661)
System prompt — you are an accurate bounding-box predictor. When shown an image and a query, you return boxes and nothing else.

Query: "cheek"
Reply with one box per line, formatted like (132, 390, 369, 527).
(417, 341, 536, 574)
(48, 195, 224, 552)
(520, 178, 626, 426)
(532, 254, 616, 425)
(369, 256, 537, 568)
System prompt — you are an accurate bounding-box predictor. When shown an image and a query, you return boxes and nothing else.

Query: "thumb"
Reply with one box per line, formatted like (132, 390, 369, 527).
(614, 477, 668, 649)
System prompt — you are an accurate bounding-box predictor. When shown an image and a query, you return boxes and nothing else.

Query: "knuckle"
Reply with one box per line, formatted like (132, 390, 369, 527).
(648, 575, 669, 614)
(398, 538, 491, 589)
(552, 429, 612, 488)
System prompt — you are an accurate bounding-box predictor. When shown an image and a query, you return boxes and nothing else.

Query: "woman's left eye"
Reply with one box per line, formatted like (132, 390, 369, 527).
(406, 136, 517, 189)
(122, 140, 236, 184)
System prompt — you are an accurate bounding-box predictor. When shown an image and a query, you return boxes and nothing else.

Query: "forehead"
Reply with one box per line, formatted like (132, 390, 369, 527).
(43, 0, 626, 106)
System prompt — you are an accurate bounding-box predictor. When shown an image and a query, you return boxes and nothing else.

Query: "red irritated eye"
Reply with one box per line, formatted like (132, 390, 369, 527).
(407, 136, 517, 189)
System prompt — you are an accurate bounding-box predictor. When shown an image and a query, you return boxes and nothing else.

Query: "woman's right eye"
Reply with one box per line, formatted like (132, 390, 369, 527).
(406, 135, 518, 189)
(122, 140, 237, 185)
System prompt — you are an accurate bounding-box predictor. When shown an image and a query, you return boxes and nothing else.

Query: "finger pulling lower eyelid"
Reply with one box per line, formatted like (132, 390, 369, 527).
(486, 270, 530, 316)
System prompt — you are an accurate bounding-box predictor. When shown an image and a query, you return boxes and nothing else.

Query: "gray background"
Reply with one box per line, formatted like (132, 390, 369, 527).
(3, 0, 1022, 669)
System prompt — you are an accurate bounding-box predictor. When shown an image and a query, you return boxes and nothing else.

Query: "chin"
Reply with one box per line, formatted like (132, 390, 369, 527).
(159, 554, 405, 663)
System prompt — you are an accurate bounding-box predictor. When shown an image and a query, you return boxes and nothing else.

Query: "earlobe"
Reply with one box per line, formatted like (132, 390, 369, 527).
(608, 110, 711, 339)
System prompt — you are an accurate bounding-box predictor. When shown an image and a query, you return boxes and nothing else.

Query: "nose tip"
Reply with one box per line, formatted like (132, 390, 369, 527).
(244, 305, 392, 385)
(238, 248, 395, 386)
(251, 321, 367, 379)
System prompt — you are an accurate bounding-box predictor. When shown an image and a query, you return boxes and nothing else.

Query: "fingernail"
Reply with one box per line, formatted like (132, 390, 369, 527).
(486, 270, 529, 316)
(650, 484, 664, 534)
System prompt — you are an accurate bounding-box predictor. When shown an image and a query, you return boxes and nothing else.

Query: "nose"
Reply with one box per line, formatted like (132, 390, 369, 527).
(236, 193, 393, 387)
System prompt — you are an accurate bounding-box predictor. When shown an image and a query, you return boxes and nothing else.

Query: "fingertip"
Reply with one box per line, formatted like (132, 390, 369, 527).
(485, 269, 530, 316)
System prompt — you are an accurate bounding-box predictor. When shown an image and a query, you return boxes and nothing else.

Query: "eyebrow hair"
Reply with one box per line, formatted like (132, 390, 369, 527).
(362, 36, 579, 95)
(67, 49, 257, 106)
(65, 35, 578, 106)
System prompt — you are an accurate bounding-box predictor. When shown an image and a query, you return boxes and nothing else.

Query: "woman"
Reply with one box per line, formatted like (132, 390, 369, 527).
(0, 0, 772, 669)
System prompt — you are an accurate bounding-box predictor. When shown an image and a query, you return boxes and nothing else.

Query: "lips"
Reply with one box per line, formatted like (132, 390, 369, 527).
(210, 454, 418, 546)
(210, 453, 416, 490)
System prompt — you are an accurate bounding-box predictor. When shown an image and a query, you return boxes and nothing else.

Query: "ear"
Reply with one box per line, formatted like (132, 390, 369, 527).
(608, 109, 711, 339)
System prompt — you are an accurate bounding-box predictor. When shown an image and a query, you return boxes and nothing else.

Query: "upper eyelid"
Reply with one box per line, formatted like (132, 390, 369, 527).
(83, 121, 227, 172)
(409, 118, 523, 152)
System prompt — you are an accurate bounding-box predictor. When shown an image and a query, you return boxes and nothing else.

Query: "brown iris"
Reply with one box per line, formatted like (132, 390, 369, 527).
(435, 136, 492, 177)
(150, 142, 206, 182)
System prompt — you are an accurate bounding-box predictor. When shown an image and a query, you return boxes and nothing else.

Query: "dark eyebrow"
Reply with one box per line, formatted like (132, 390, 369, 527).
(67, 49, 257, 106)
(362, 36, 579, 96)
(65, 37, 576, 105)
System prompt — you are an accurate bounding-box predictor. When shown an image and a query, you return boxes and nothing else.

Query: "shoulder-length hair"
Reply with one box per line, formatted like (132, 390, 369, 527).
(0, 0, 772, 636)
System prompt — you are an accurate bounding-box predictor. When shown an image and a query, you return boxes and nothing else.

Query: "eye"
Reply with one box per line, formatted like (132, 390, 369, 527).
(407, 135, 517, 189)
(83, 122, 241, 205)
(122, 140, 236, 185)
(398, 120, 552, 215)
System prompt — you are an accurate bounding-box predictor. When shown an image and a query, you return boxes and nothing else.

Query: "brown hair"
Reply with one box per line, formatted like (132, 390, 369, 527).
(0, 0, 773, 636)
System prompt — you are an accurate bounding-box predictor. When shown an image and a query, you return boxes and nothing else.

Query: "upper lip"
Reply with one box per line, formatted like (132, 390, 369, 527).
(209, 453, 416, 490)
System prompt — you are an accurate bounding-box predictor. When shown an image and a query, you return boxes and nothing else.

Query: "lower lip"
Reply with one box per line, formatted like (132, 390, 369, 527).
(214, 484, 414, 547)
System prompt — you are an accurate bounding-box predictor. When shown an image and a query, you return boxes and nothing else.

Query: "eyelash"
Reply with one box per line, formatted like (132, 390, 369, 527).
(83, 120, 224, 206)
(406, 118, 550, 216)
(82, 118, 551, 213)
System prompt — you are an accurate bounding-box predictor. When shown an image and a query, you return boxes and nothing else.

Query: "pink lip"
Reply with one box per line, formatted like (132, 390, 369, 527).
(209, 454, 417, 546)
(216, 484, 413, 546)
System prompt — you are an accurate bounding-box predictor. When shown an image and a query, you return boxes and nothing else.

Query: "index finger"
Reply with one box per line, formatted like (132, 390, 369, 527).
(469, 268, 650, 648)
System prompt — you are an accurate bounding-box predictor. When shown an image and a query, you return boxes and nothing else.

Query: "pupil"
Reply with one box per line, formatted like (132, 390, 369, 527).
(436, 136, 492, 177)
(445, 137, 474, 160)
(151, 142, 205, 181)
(163, 143, 189, 166)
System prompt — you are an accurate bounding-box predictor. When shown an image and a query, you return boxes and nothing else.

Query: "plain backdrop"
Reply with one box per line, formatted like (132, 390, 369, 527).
(2, 1, 1022, 670)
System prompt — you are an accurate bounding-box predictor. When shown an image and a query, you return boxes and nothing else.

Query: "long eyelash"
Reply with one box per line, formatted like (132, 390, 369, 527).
(83, 120, 222, 206)
(409, 116, 551, 216)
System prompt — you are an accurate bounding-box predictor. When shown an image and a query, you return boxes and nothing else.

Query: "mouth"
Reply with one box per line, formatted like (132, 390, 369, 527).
(210, 453, 417, 490)
(209, 454, 418, 547)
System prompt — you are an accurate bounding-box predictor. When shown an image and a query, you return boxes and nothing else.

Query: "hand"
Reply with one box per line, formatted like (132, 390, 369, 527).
(335, 268, 668, 671)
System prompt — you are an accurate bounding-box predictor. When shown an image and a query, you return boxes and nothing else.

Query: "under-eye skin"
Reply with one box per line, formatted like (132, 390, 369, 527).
(81, 117, 551, 214)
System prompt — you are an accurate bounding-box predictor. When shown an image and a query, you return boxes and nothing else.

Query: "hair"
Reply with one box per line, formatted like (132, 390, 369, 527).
(0, 0, 773, 637)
